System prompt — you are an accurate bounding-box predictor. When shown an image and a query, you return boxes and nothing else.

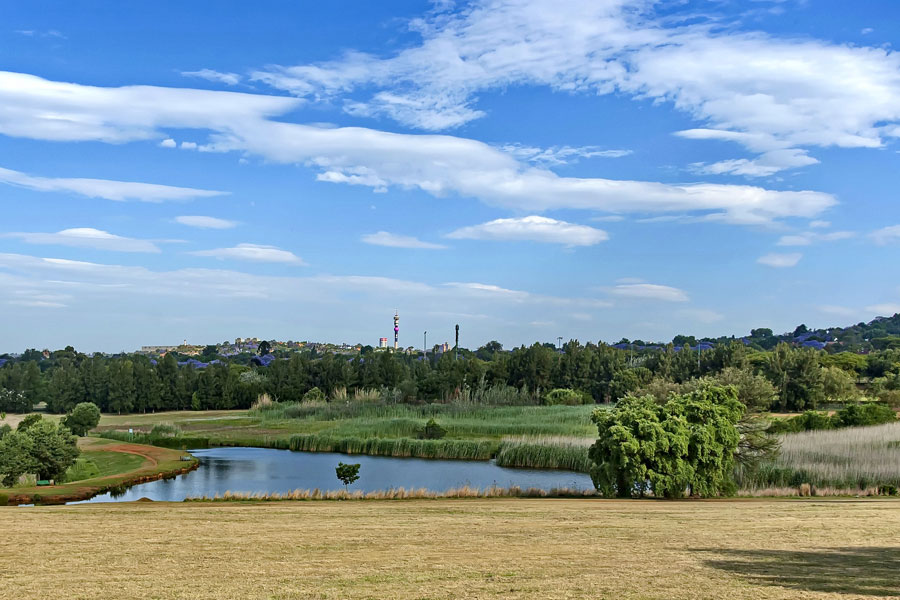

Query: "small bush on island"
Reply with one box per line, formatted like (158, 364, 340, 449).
(335, 462, 360, 491)
(419, 418, 447, 440)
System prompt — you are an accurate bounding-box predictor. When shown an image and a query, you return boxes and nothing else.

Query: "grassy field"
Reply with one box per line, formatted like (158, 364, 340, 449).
(94, 404, 598, 470)
(0, 437, 197, 505)
(1, 498, 898, 599)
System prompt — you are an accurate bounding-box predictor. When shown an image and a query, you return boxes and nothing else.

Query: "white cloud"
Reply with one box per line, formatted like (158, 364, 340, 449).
(866, 303, 900, 316)
(592, 215, 625, 222)
(871, 225, 900, 245)
(446, 216, 608, 246)
(809, 220, 830, 229)
(0, 70, 299, 143)
(0, 165, 226, 202)
(181, 69, 241, 86)
(174, 216, 238, 229)
(361, 231, 446, 249)
(688, 148, 819, 178)
(251, 0, 900, 175)
(180, 141, 198, 150)
(3, 228, 160, 253)
(190, 243, 305, 265)
(0, 252, 609, 319)
(159, 138, 177, 148)
(610, 283, 689, 302)
(776, 231, 855, 246)
(757, 252, 802, 267)
(501, 144, 632, 166)
(0, 71, 836, 225)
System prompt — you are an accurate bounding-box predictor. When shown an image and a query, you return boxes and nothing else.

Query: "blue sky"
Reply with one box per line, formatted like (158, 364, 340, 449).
(1, 0, 899, 352)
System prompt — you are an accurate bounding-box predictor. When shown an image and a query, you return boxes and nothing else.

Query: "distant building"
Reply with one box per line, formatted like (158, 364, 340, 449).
(140, 345, 179, 355)
(379, 337, 388, 348)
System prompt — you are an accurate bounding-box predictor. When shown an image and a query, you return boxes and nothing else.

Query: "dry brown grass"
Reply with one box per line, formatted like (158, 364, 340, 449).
(1, 498, 899, 599)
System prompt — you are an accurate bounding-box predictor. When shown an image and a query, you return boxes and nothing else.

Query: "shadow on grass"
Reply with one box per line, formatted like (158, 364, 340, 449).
(698, 547, 900, 597)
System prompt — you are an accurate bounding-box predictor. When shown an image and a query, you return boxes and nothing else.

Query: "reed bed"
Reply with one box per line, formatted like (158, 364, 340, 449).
(495, 435, 593, 472)
(737, 485, 885, 497)
(271, 434, 497, 460)
(738, 421, 900, 490)
(252, 402, 596, 439)
(184, 484, 598, 502)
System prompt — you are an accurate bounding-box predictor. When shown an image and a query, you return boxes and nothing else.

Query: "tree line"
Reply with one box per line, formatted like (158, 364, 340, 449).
(0, 340, 898, 414)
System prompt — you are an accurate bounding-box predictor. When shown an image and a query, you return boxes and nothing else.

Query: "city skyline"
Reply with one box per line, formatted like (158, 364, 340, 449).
(1, 1, 899, 352)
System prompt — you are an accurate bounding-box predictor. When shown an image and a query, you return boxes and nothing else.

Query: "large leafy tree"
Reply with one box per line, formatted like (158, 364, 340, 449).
(589, 386, 744, 498)
(62, 402, 101, 436)
(24, 419, 80, 481)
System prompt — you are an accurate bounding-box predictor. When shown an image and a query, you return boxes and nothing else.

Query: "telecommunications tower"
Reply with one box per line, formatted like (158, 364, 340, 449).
(393, 312, 399, 350)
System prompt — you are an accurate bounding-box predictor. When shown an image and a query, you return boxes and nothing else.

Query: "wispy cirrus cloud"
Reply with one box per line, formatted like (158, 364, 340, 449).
(174, 215, 238, 229)
(776, 231, 855, 246)
(500, 144, 632, 166)
(447, 216, 608, 247)
(251, 0, 900, 176)
(757, 252, 802, 268)
(0, 71, 835, 225)
(3, 228, 161, 253)
(610, 283, 689, 302)
(0, 165, 226, 202)
(181, 69, 241, 86)
(361, 231, 446, 249)
(871, 225, 900, 245)
(191, 243, 305, 265)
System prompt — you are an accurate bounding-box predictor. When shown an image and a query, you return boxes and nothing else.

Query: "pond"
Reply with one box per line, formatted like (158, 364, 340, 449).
(75, 447, 594, 503)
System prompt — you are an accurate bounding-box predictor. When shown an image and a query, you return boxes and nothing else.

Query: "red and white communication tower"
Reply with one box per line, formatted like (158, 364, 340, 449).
(393, 312, 399, 350)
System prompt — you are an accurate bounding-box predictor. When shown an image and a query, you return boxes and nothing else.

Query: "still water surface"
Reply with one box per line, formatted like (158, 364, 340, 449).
(78, 447, 593, 503)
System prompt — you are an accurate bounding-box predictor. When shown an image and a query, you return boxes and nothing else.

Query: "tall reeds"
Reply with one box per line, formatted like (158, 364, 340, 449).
(737, 421, 900, 490)
(495, 436, 593, 472)
(184, 485, 598, 502)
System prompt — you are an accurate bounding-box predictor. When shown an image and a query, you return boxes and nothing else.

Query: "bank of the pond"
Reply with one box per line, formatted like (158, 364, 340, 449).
(1, 438, 198, 506)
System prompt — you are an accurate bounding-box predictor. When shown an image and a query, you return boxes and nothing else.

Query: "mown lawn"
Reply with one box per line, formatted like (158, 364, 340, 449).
(1, 498, 898, 599)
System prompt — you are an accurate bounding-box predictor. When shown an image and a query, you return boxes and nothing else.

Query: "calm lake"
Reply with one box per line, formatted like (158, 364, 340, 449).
(75, 447, 594, 503)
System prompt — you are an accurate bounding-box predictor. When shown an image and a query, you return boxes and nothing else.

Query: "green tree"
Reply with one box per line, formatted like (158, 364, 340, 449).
(107, 360, 136, 414)
(0, 430, 37, 487)
(62, 402, 101, 436)
(588, 386, 744, 499)
(18, 419, 79, 481)
(335, 462, 360, 491)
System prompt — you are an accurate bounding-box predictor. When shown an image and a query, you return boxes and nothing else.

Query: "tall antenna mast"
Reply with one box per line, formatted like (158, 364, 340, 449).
(393, 311, 399, 351)
(455, 324, 459, 360)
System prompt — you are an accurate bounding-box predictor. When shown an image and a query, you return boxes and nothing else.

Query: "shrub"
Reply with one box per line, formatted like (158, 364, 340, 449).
(303, 387, 326, 404)
(0, 492, 7, 506)
(768, 411, 833, 434)
(544, 388, 590, 406)
(64, 459, 100, 483)
(419, 418, 446, 440)
(833, 403, 897, 428)
(150, 424, 182, 438)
